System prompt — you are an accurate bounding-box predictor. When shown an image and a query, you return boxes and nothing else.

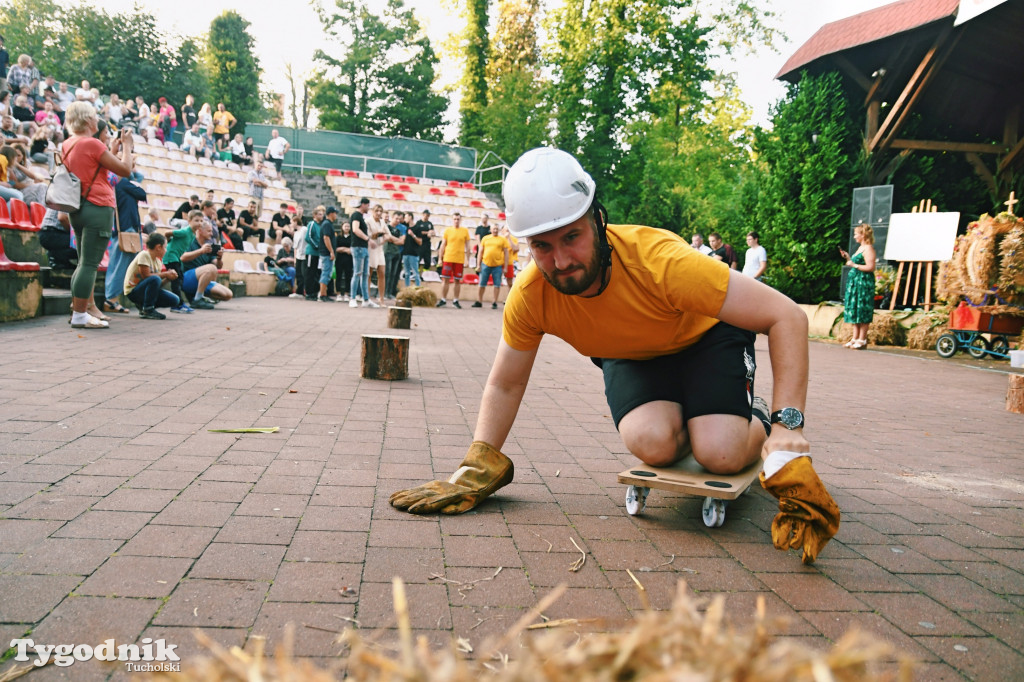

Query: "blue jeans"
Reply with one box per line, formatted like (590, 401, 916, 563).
(402, 255, 421, 287)
(479, 264, 503, 287)
(104, 236, 135, 301)
(127, 275, 179, 309)
(351, 246, 369, 301)
(319, 257, 334, 285)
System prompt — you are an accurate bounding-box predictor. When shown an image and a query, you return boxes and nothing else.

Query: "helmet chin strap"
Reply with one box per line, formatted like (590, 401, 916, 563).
(593, 200, 612, 295)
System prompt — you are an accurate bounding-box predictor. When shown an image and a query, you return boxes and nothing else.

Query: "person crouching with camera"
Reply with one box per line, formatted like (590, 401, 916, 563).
(180, 211, 233, 309)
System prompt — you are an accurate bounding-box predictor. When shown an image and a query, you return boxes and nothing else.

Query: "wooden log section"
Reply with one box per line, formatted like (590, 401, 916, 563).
(361, 335, 410, 381)
(387, 306, 412, 330)
(1008, 374, 1024, 415)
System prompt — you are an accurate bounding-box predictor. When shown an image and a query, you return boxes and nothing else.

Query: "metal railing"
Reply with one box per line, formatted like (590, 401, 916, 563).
(278, 147, 476, 183)
(473, 151, 511, 195)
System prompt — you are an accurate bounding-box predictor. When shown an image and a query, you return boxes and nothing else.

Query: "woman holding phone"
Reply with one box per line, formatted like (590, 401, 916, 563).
(62, 102, 134, 329)
(839, 223, 876, 349)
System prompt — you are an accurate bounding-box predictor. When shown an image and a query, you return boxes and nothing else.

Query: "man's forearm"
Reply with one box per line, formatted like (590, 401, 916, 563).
(474, 379, 529, 450)
(765, 305, 809, 412)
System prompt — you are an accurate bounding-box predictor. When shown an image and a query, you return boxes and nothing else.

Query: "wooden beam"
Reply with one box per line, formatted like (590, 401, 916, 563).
(832, 54, 872, 92)
(879, 30, 962, 153)
(998, 136, 1024, 174)
(966, 152, 998, 197)
(866, 101, 880, 143)
(868, 26, 951, 154)
(891, 139, 1008, 154)
(864, 76, 885, 108)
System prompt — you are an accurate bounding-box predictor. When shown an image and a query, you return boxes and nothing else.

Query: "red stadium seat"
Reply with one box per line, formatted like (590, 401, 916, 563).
(392, 193, 406, 201)
(374, 174, 388, 181)
(327, 169, 342, 176)
(382, 182, 396, 191)
(448, 181, 461, 188)
(498, 212, 506, 220)
(462, 273, 479, 285)
(398, 184, 411, 192)
(470, 200, 483, 208)
(10, 200, 40, 231)
(30, 202, 47, 227)
(444, 189, 457, 196)
(0, 200, 15, 229)
(389, 175, 402, 182)
(0, 232, 40, 271)
(462, 182, 475, 189)
(429, 187, 442, 195)
(404, 177, 418, 184)
(344, 170, 358, 178)
(97, 249, 109, 273)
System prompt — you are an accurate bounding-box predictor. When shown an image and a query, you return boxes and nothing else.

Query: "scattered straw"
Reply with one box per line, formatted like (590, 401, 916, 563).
(568, 537, 586, 572)
(149, 580, 913, 682)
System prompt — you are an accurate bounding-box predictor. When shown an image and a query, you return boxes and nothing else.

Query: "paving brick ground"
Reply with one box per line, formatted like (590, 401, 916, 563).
(1, 297, 1022, 680)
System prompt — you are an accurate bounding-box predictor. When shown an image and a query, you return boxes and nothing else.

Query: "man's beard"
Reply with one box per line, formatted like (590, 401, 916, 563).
(539, 246, 603, 296)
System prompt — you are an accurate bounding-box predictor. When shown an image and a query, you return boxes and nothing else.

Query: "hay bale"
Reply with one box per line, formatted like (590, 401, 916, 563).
(835, 323, 855, 344)
(151, 580, 907, 682)
(997, 221, 1024, 305)
(868, 314, 906, 346)
(397, 286, 438, 308)
(907, 323, 948, 350)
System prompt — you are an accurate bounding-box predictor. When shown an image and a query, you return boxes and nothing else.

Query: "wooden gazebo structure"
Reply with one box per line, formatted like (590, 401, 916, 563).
(776, 0, 1024, 196)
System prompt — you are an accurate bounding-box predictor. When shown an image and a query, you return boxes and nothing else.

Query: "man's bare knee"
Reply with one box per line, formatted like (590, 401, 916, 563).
(692, 448, 747, 475)
(622, 421, 684, 467)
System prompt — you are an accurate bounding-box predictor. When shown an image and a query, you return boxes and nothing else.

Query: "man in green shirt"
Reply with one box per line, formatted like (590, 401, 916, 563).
(161, 210, 199, 313)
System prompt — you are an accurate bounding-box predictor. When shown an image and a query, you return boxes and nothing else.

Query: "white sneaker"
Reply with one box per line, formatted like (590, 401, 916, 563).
(288, 293, 301, 299)
(349, 300, 359, 308)
(364, 300, 381, 308)
(334, 295, 344, 302)
(342, 295, 350, 301)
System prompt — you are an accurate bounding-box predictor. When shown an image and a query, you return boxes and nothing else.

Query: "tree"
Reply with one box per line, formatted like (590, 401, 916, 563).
(205, 11, 264, 130)
(310, 0, 445, 140)
(0, 0, 208, 105)
(752, 71, 865, 303)
(478, 0, 547, 164)
(458, 0, 490, 148)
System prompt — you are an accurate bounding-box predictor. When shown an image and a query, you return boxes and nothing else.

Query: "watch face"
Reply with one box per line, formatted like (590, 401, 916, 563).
(779, 407, 803, 429)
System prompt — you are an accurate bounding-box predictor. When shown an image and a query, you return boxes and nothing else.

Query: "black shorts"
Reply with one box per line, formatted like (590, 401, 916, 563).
(596, 322, 757, 428)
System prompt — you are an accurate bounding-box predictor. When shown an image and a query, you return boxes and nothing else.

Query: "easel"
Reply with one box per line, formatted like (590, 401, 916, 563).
(889, 199, 938, 311)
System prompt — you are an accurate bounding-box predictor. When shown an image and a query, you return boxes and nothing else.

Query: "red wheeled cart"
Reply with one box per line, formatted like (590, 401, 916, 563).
(935, 302, 1024, 360)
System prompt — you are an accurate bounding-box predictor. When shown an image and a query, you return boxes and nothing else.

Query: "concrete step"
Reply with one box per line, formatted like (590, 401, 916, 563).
(41, 288, 72, 316)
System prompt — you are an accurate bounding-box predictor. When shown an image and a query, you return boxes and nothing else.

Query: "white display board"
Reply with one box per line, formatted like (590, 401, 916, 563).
(883, 212, 960, 262)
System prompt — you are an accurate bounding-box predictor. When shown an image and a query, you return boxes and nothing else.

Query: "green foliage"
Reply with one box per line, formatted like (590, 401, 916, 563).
(310, 0, 446, 140)
(545, 0, 715, 189)
(0, 0, 208, 106)
(205, 11, 264, 131)
(752, 71, 864, 303)
(478, 0, 546, 164)
(458, 0, 490, 148)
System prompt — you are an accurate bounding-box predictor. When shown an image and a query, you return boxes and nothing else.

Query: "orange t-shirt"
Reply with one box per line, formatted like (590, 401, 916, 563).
(61, 137, 115, 208)
(502, 224, 731, 360)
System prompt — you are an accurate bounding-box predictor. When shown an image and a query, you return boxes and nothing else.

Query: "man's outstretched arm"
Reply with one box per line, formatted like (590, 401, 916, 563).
(390, 340, 538, 514)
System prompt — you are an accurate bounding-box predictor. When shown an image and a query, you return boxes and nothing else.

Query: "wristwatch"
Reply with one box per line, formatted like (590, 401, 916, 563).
(770, 407, 804, 430)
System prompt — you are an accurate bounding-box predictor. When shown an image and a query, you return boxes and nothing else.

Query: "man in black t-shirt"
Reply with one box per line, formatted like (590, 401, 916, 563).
(401, 211, 424, 287)
(316, 207, 338, 301)
(413, 209, 434, 270)
(270, 203, 293, 243)
(216, 198, 242, 250)
(238, 200, 265, 243)
(348, 197, 372, 306)
(708, 232, 739, 270)
(473, 214, 491, 266)
(173, 194, 200, 221)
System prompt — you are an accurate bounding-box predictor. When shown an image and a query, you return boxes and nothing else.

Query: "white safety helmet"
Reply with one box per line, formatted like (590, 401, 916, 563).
(503, 148, 596, 238)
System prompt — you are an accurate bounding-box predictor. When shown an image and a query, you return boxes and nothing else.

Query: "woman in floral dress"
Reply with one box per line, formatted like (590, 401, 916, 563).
(840, 223, 876, 349)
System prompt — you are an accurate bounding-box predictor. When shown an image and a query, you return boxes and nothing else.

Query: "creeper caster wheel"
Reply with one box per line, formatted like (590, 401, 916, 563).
(702, 497, 727, 527)
(625, 485, 649, 515)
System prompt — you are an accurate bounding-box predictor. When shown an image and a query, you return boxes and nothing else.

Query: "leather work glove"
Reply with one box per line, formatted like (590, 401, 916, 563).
(759, 456, 840, 565)
(389, 441, 514, 514)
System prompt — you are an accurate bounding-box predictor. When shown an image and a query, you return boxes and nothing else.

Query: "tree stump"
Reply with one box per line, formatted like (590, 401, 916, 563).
(387, 306, 412, 329)
(361, 335, 409, 381)
(1008, 374, 1024, 415)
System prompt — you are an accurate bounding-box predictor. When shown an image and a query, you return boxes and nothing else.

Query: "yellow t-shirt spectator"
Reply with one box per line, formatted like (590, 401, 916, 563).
(442, 226, 470, 264)
(502, 224, 731, 360)
(480, 234, 510, 267)
(0, 155, 8, 182)
(123, 250, 163, 295)
(213, 110, 236, 135)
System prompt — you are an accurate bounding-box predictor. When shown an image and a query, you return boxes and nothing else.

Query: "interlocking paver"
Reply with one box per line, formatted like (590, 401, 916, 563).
(1, 300, 1022, 680)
